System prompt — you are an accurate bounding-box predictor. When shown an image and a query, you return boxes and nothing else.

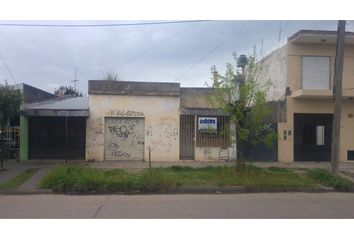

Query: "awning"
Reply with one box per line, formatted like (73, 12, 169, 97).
(20, 96, 89, 117)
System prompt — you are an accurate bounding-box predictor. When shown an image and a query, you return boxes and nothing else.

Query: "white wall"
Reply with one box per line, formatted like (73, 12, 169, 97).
(258, 45, 288, 101)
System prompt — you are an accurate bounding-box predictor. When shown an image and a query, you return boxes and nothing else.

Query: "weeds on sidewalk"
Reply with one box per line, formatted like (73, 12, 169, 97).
(307, 169, 353, 191)
(0, 168, 39, 191)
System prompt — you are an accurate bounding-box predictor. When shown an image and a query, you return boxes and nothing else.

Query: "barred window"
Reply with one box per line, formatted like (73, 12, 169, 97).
(196, 115, 230, 147)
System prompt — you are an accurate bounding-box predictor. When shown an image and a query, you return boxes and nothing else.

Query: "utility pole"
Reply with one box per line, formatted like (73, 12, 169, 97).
(331, 20, 346, 175)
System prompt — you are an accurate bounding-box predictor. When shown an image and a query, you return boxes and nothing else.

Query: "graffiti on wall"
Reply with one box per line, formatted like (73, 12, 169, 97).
(93, 118, 104, 135)
(166, 127, 178, 139)
(146, 127, 153, 136)
(106, 110, 144, 117)
(108, 124, 136, 138)
(107, 142, 131, 158)
(86, 118, 105, 156)
(105, 117, 144, 160)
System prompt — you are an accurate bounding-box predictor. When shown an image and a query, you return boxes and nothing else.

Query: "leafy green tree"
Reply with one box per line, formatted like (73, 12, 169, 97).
(209, 51, 276, 171)
(0, 82, 22, 169)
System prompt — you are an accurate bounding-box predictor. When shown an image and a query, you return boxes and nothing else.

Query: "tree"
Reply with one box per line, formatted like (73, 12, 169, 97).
(104, 72, 120, 81)
(0, 82, 22, 169)
(209, 51, 276, 171)
(54, 86, 83, 97)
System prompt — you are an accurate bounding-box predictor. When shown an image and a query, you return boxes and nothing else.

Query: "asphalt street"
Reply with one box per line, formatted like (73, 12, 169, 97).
(0, 192, 354, 218)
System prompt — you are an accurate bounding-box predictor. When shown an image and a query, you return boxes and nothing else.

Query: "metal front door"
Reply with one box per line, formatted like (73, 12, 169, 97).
(180, 115, 195, 160)
(104, 117, 145, 160)
(29, 116, 86, 160)
(294, 113, 333, 161)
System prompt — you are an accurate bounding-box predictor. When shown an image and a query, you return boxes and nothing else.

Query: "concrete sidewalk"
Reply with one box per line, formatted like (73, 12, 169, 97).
(0, 160, 55, 193)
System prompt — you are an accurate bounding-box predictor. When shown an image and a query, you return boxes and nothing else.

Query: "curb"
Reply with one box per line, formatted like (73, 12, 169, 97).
(0, 186, 340, 195)
(165, 186, 337, 194)
(0, 188, 53, 195)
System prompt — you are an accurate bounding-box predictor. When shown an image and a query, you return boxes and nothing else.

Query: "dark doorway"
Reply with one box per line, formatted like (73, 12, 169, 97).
(180, 115, 195, 160)
(294, 113, 333, 161)
(244, 122, 278, 161)
(28, 116, 86, 159)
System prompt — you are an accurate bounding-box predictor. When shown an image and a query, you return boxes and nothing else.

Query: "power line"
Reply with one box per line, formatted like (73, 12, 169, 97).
(116, 21, 204, 70)
(0, 20, 211, 28)
(0, 52, 16, 84)
(174, 22, 246, 81)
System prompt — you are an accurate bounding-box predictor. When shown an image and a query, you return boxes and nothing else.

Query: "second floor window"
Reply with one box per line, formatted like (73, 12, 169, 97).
(302, 56, 330, 90)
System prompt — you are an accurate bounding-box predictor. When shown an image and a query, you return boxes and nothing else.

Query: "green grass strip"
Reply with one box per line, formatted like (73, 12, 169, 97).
(40, 165, 341, 193)
(0, 168, 39, 191)
(307, 169, 354, 191)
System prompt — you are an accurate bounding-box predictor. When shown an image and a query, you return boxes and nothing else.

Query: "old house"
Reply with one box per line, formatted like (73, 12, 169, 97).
(259, 30, 354, 163)
(20, 96, 89, 160)
(19, 81, 235, 162)
(86, 80, 235, 162)
(4, 83, 57, 159)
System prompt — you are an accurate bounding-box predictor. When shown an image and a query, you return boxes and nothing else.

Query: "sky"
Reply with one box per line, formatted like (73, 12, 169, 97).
(0, 20, 353, 94)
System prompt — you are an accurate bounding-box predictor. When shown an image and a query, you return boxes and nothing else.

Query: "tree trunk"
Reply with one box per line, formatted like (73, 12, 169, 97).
(236, 141, 245, 172)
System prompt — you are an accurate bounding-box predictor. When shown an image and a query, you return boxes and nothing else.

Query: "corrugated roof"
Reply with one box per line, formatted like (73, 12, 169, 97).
(24, 96, 88, 110)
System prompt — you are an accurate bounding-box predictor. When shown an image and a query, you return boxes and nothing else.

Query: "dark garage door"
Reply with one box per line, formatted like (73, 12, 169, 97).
(294, 113, 333, 161)
(29, 116, 86, 159)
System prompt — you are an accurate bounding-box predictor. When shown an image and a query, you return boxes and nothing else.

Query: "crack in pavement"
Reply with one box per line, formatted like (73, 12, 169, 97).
(293, 192, 354, 218)
(93, 195, 112, 219)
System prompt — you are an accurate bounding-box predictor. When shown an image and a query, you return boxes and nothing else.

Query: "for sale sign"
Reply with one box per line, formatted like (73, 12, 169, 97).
(198, 117, 217, 130)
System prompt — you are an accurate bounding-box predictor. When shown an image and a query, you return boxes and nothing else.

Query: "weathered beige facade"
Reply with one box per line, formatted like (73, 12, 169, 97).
(86, 94, 180, 162)
(260, 30, 354, 163)
(86, 81, 235, 162)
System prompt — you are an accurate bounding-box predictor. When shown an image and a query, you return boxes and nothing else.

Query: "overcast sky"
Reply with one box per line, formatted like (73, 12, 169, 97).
(0, 20, 353, 94)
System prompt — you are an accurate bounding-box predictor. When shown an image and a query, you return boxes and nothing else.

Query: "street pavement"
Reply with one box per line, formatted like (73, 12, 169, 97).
(0, 192, 354, 218)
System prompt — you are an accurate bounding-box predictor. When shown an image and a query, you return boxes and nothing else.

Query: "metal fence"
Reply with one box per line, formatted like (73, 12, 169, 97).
(196, 115, 230, 148)
(0, 126, 20, 160)
(180, 115, 195, 159)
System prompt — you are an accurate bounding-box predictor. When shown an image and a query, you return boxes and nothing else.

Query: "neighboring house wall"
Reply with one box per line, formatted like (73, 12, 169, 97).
(277, 40, 354, 163)
(180, 88, 236, 161)
(180, 88, 215, 108)
(258, 45, 288, 102)
(9, 83, 57, 161)
(278, 97, 354, 162)
(22, 84, 57, 104)
(287, 43, 354, 92)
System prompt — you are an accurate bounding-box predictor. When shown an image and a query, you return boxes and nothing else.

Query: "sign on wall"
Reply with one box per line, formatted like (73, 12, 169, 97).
(198, 117, 217, 130)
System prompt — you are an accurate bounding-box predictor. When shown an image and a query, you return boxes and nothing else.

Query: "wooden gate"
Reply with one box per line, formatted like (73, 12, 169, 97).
(180, 115, 195, 160)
